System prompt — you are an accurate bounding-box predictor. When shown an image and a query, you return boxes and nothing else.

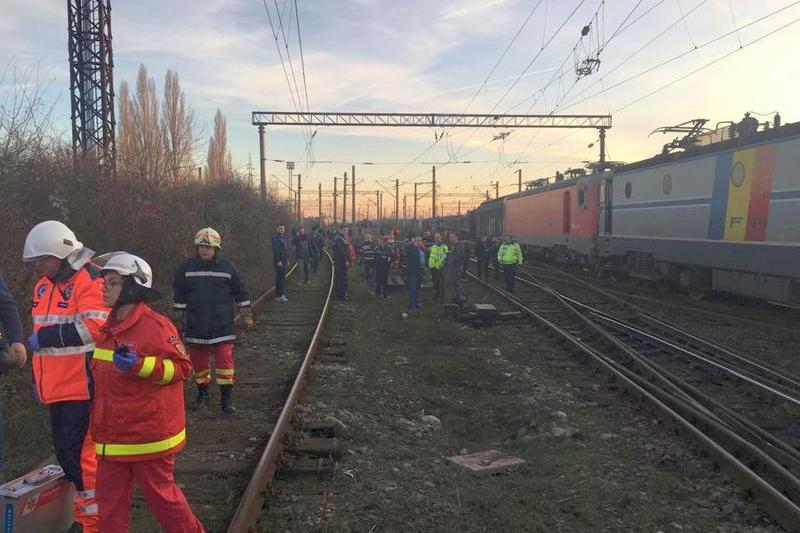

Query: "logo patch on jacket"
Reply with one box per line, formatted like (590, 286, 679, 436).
(36, 284, 48, 299)
(62, 284, 75, 300)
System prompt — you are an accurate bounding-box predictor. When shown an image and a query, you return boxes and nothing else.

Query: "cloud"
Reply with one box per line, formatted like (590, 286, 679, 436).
(441, 0, 514, 21)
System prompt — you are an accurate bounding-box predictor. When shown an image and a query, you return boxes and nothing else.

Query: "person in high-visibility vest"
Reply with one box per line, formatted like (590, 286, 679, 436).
(428, 233, 448, 304)
(497, 235, 523, 293)
(92, 253, 204, 533)
(24, 220, 108, 532)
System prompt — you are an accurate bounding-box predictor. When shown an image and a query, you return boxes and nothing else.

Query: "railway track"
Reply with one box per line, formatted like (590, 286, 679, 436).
(468, 267, 800, 532)
(128, 256, 335, 532)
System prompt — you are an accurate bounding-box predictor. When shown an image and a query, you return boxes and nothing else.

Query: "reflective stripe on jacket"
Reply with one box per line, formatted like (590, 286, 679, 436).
(428, 243, 447, 270)
(91, 302, 192, 462)
(498, 242, 523, 265)
(31, 266, 109, 404)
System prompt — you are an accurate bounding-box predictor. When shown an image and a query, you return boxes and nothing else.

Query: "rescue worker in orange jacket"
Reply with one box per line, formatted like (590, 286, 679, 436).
(92, 252, 204, 533)
(24, 220, 108, 532)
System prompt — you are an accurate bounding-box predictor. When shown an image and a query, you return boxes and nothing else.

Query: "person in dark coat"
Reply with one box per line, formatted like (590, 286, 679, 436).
(332, 227, 350, 300)
(404, 235, 424, 310)
(490, 236, 502, 281)
(173, 227, 253, 415)
(446, 232, 466, 304)
(0, 270, 26, 479)
(474, 235, 490, 280)
(271, 223, 289, 301)
(374, 237, 393, 299)
(292, 227, 313, 284)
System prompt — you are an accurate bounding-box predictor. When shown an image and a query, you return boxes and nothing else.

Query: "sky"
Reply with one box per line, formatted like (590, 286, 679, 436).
(2, 0, 800, 218)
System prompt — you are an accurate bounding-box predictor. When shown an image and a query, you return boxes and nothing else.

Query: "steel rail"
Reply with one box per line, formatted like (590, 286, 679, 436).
(468, 272, 800, 531)
(227, 251, 335, 532)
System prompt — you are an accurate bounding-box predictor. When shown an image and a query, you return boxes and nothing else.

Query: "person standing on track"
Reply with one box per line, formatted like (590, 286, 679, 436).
(374, 236, 393, 299)
(173, 228, 253, 416)
(272, 223, 289, 302)
(333, 226, 350, 300)
(490, 236, 502, 281)
(309, 226, 321, 275)
(498, 235, 524, 293)
(428, 233, 447, 304)
(474, 235, 490, 280)
(359, 233, 376, 283)
(446, 232, 466, 305)
(0, 270, 27, 480)
(92, 253, 205, 533)
(291, 227, 312, 284)
(23, 220, 107, 532)
(405, 234, 424, 310)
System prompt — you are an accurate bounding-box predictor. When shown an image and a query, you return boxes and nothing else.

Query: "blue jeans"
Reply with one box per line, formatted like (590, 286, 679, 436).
(275, 264, 286, 296)
(407, 275, 420, 309)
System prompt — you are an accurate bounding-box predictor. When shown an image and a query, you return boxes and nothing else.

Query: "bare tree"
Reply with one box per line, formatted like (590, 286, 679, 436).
(131, 64, 165, 185)
(207, 109, 233, 183)
(161, 70, 195, 181)
(116, 80, 137, 174)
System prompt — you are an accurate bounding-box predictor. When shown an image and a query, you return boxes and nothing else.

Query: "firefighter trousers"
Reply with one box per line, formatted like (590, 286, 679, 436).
(188, 343, 234, 386)
(50, 400, 98, 532)
(96, 455, 205, 533)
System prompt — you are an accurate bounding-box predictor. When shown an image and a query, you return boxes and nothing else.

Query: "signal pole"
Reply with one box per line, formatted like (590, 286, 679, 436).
(342, 172, 348, 224)
(297, 174, 302, 221)
(413, 183, 418, 230)
(333, 176, 338, 227)
(318, 182, 322, 226)
(258, 126, 266, 202)
(518, 168, 522, 193)
(395, 178, 399, 229)
(351, 165, 356, 227)
(431, 166, 437, 220)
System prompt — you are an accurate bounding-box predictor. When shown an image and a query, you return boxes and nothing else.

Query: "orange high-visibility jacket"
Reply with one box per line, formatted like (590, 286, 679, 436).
(31, 266, 109, 404)
(91, 302, 193, 462)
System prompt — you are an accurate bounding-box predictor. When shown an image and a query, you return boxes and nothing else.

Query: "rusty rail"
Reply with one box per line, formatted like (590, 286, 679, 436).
(227, 252, 335, 532)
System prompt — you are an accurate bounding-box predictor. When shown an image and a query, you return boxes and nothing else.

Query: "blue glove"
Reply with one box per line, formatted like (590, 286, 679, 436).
(28, 333, 40, 353)
(113, 347, 139, 373)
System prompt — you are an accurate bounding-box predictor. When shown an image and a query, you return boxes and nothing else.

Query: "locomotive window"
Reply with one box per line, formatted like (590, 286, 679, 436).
(578, 186, 586, 210)
(624, 181, 632, 199)
(731, 161, 745, 187)
(663, 173, 672, 195)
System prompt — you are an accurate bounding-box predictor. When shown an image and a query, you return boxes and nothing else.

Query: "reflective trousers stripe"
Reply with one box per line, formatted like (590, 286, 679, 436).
(95, 429, 186, 457)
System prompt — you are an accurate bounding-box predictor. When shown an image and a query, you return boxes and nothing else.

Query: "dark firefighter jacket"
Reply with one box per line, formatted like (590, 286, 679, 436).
(173, 255, 250, 345)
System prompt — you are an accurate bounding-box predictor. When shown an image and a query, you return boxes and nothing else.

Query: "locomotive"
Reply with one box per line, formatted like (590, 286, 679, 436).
(426, 114, 800, 304)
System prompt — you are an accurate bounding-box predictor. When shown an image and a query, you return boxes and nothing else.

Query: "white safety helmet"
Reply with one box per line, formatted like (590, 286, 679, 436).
(23, 221, 83, 261)
(100, 252, 154, 288)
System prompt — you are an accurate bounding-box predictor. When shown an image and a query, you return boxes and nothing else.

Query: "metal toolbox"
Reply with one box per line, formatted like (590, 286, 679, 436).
(0, 464, 73, 532)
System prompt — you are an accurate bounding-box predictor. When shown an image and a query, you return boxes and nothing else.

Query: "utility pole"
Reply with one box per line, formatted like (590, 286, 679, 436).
(518, 168, 522, 193)
(431, 166, 437, 220)
(376, 191, 381, 235)
(413, 183, 418, 230)
(343, 172, 348, 224)
(395, 178, 399, 229)
(495, 181, 500, 199)
(296, 174, 302, 221)
(599, 127, 607, 170)
(333, 176, 338, 228)
(318, 182, 322, 226)
(403, 194, 407, 229)
(258, 126, 266, 202)
(286, 161, 294, 214)
(198, 167, 203, 182)
(458, 200, 461, 215)
(351, 165, 356, 227)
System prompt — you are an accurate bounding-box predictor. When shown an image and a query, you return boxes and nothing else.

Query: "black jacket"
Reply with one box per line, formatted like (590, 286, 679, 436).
(0, 271, 23, 344)
(405, 243, 424, 277)
(271, 232, 288, 267)
(173, 255, 250, 345)
(333, 235, 349, 266)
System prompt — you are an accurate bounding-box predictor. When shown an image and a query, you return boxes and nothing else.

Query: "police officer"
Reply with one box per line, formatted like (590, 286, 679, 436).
(173, 228, 252, 416)
(92, 253, 204, 533)
(24, 220, 108, 532)
(497, 235, 524, 293)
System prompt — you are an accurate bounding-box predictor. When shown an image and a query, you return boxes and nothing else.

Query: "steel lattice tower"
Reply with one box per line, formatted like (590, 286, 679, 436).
(68, 0, 116, 172)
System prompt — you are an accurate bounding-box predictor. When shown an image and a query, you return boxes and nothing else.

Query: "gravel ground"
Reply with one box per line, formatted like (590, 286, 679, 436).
(266, 270, 781, 533)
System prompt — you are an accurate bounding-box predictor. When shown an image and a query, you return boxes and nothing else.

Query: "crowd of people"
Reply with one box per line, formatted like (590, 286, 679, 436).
(0, 219, 522, 531)
(355, 229, 524, 311)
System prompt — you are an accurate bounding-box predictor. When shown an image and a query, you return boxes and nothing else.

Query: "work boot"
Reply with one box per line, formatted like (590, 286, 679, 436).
(192, 384, 210, 410)
(220, 385, 236, 417)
